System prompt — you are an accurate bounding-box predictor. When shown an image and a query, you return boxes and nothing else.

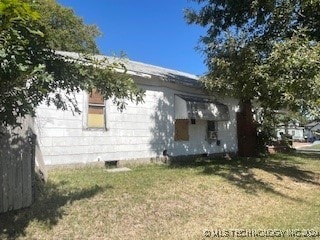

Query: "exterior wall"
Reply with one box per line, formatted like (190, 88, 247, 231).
(172, 103, 238, 156)
(35, 78, 238, 165)
(276, 126, 305, 141)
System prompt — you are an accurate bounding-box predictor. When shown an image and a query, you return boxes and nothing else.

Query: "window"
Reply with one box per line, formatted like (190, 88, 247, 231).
(207, 121, 217, 141)
(174, 119, 189, 141)
(87, 90, 105, 129)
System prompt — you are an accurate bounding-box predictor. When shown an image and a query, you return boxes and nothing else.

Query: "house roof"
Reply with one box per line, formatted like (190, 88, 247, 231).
(305, 121, 320, 130)
(56, 51, 201, 88)
(305, 121, 320, 129)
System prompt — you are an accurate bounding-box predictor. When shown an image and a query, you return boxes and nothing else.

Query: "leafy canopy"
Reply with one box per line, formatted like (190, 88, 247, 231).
(185, 0, 320, 118)
(34, 0, 101, 54)
(0, 0, 144, 127)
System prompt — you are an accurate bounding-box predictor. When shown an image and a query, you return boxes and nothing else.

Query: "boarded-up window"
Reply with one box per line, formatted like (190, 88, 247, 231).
(88, 90, 105, 129)
(175, 119, 189, 141)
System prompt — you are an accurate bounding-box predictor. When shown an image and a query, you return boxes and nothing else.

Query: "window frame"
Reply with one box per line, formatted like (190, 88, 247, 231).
(207, 120, 217, 143)
(86, 90, 107, 130)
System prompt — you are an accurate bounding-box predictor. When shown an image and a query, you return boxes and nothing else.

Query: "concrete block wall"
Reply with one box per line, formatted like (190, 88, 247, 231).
(171, 98, 238, 156)
(35, 82, 238, 166)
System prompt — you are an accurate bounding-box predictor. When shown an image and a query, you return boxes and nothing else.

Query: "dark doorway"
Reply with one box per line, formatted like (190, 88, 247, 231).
(236, 102, 257, 157)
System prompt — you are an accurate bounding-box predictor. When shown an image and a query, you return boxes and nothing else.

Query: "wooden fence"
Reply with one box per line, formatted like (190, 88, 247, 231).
(0, 118, 36, 213)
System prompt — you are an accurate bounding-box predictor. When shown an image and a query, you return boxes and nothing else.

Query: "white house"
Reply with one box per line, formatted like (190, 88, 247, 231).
(276, 122, 305, 142)
(35, 52, 239, 166)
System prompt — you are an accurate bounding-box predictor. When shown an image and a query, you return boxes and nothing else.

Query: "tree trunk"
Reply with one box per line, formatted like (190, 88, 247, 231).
(236, 100, 257, 157)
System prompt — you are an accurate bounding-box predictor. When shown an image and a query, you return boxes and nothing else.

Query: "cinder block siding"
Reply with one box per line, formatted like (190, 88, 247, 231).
(171, 99, 238, 156)
(35, 82, 238, 165)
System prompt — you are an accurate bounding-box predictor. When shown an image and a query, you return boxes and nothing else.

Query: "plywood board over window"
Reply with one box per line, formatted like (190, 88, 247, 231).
(87, 90, 105, 129)
(175, 119, 189, 141)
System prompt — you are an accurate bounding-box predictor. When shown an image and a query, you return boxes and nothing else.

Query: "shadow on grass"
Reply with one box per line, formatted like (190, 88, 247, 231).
(168, 153, 320, 199)
(0, 177, 112, 239)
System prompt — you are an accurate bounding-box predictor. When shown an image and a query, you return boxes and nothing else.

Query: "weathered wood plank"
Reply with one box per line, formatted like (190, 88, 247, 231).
(2, 146, 10, 212)
(14, 149, 23, 210)
(0, 136, 4, 213)
(35, 141, 47, 182)
(7, 136, 15, 212)
(0, 117, 35, 213)
(30, 135, 36, 203)
(22, 140, 32, 208)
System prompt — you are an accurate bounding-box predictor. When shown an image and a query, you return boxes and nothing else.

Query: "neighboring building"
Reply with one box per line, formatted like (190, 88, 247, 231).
(276, 121, 305, 142)
(35, 52, 239, 166)
(304, 121, 320, 142)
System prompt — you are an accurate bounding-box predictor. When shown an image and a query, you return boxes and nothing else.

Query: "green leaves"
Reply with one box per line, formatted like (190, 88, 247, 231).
(258, 31, 320, 114)
(187, 0, 320, 121)
(0, 0, 40, 31)
(0, 0, 144, 127)
(50, 53, 145, 111)
(34, 0, 101, 54)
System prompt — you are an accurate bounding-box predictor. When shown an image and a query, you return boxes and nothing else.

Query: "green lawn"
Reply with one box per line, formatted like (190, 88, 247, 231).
(300, 143, 320, 150)
(1, 153, 320, 239)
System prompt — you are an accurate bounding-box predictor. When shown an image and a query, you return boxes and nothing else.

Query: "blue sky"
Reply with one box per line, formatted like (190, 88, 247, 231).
(57, 0, 207, 75)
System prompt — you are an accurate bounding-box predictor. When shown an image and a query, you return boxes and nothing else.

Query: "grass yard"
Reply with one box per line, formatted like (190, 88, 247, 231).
(300, 143, 320, 151)
(1, 153, 320, 239)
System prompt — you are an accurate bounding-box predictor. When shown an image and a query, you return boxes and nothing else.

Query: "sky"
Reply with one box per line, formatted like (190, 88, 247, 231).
(57, 0, 207, 76)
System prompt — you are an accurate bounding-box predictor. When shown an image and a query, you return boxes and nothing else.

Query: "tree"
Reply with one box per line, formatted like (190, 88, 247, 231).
(34, 0, 101, 54)
(185, 1, 320, 155)
(0, 0, 144, 127)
